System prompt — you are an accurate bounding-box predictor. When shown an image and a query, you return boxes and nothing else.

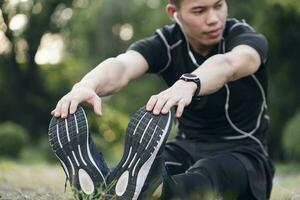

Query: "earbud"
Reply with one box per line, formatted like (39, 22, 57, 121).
(173, 11, 177, 18)
(173, 11, 178, 21)
(173, 12, 181, 26)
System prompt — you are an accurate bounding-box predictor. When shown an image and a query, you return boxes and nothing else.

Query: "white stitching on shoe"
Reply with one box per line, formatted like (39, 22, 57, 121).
(74, 114, 79, 134)
(133, 112, 148, 136)
(128, 153, 137, 168)
(58, 157, 70, 178)
(78, 145, 87, 166)
(139, 118, 153, 143)
(145, 126, 158, 150)
(56, 124, 63, 148)
(132, 158, 141, 177)
(122, 146, 132, 168)
(81, 107, 107, 187)
(65, 119, 71, 142)
(67, 156, 75, 175)
(72, 150, 80, 167)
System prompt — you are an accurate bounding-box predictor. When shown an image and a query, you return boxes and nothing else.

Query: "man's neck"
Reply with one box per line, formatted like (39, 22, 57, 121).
(189, 39, 213, 57)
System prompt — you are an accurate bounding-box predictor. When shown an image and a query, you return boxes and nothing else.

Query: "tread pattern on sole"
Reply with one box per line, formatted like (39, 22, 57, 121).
(107, 106, 172, 200)
(48, 106, 107, 194)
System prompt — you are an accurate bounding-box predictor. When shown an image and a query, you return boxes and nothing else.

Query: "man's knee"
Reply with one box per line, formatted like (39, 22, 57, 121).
(186, 154, 249, 199)
(162, 166, 217, 200)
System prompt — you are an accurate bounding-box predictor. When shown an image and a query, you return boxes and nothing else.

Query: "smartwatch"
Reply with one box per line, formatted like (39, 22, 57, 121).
(179, 73, 201, 98)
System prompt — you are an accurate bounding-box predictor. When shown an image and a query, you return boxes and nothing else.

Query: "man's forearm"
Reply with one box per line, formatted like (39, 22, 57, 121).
(192, 45, 261, 96)
(192, 54, 232, 95)
(79, 57, 130, 96)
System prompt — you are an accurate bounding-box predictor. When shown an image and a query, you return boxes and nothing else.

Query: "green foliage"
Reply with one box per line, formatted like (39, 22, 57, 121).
(261, 4, 300, 159)
(37, 137, 58, 163)
(108, 74, 166, 116)
(0, 122, 28, 158)
(283, 110, 300, 161)
(266, 0, 300, 13)
(89, 104, 130, 144)
(87, 104, 130, 164)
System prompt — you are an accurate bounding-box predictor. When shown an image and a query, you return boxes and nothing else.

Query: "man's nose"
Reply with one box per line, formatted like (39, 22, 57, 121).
(206, 9, 219, 25)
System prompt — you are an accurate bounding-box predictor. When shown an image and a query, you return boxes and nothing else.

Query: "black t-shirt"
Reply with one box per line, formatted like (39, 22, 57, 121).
(128, 18, 269, 142)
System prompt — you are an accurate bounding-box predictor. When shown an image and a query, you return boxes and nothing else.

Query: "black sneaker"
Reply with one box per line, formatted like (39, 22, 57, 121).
(106, 106, 173, 200)
(48, 106, 109, 195)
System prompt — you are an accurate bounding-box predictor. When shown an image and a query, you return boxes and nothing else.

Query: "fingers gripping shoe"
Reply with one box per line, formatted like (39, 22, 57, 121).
(106, 106, 173, 200)
(48, 106, 109, 195)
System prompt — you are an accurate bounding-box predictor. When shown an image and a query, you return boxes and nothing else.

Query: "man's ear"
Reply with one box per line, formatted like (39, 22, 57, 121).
(166, 4, 177, 21)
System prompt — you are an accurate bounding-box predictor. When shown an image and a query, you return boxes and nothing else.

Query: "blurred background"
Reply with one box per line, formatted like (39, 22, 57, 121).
(0, 0, 299, 199)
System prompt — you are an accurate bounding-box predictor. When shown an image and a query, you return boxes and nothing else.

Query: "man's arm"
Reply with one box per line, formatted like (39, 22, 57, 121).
(146, 45, 262, 117)
(194, 45, 261, 95)
(53, 51, 148, 118)
(81, 51, 148, 95)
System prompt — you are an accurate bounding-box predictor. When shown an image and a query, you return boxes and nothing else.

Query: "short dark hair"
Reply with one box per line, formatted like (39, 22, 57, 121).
(168, 0, 181, 7)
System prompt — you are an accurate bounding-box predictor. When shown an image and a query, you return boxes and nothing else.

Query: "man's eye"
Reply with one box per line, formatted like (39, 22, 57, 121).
(215, 3, 223, 9)
(193, 10, 204, 14)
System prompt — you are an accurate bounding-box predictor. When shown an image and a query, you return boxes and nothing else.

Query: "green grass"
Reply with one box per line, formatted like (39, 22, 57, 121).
(270, 163, 300, 200)
(0, 160, 299, 200)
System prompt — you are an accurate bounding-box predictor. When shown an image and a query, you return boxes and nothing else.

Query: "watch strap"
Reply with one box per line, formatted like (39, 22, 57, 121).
(179, 74, 201, 98)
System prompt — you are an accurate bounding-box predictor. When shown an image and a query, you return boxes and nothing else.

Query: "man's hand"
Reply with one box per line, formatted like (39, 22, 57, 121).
(146, 80, 196, 118)
(51, 83, 102, 118)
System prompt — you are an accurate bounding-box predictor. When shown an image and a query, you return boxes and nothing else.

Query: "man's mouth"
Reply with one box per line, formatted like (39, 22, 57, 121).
(205, 27, 222, 39)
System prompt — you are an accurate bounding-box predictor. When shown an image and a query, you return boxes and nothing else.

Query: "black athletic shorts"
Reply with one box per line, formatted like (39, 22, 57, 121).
(162, 136, 275, 200)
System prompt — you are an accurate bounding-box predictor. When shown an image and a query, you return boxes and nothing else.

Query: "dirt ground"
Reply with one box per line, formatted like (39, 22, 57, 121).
(0, 161, 72, 200)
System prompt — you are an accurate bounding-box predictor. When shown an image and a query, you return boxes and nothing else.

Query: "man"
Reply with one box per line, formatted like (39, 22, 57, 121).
(51, 0, 274, 199)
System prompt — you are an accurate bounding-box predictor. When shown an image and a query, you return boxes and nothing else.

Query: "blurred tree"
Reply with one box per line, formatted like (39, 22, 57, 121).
(65, 0, 168, 115)
(0, 0, 77, 137)
(264, 4, 300, 159)
(283, 109, 300, 161)
(0, 121, 28, 158)
(0, 0, 168, 144)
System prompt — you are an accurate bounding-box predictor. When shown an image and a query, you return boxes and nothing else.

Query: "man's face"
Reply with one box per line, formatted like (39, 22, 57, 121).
(176, 0, 228, 48)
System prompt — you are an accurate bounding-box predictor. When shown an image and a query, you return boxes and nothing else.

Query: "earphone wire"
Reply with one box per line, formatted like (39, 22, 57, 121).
(174, 12, 267, 155)
(174, 12, 300, 199)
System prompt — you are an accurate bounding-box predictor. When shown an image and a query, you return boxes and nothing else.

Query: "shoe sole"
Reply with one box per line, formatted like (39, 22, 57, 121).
(48, 106, 107, 195)
(108, 107, 172, 200)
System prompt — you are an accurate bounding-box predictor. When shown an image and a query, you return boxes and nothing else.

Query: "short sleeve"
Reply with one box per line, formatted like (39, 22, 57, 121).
(225, 21, 268, 64)
(127, 34, 168, 73)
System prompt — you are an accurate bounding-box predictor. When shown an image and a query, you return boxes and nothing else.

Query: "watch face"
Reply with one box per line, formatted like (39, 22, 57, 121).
(180, 73, 201, 97)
